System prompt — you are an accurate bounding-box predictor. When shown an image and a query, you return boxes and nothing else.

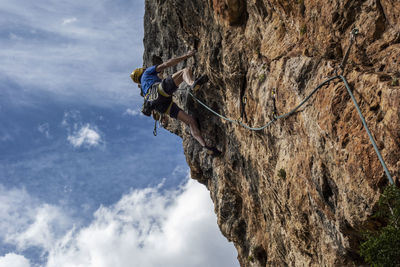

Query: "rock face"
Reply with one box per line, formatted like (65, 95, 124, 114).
(142, 0, 400, 266)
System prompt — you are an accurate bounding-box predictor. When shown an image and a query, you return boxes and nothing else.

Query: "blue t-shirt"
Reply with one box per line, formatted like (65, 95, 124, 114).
(140, 65, 161, 96)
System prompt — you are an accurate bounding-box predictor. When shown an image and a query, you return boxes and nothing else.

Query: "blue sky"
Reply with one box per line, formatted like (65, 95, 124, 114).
(0, 1, 238, 266)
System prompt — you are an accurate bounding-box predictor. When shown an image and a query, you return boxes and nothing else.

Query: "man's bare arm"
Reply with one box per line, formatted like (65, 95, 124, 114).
(156, 50, 195, 73)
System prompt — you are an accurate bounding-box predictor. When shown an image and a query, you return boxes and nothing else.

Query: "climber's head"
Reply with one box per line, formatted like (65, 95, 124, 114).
(130, 68, 145, 84)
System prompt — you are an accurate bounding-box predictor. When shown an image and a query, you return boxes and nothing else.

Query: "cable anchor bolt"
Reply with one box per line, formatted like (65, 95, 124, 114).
(338, 28, 359, 74)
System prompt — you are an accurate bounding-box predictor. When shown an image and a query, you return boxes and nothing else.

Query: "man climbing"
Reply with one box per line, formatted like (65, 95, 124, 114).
(130, 50, 221, 156)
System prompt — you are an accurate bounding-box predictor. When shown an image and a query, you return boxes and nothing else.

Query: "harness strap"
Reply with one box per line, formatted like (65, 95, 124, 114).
(158, 83, 171, 97)
(165, 101, 174, 115)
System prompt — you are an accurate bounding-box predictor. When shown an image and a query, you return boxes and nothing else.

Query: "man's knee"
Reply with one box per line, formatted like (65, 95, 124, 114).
(161, 76, 179, 95)
(172, 69, 184, 86)
(182, 67, 192, 78)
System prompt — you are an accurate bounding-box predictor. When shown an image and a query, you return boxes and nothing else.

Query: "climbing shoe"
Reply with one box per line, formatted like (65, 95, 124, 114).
(205, 146, 222, 157)
(191, 75, 208, 91)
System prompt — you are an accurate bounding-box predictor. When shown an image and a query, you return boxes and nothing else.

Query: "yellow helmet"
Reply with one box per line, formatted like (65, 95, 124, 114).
(130, 68, 144, 84)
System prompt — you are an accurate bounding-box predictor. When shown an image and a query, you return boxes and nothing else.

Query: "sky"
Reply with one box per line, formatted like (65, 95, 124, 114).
(0, 0, 238, 266)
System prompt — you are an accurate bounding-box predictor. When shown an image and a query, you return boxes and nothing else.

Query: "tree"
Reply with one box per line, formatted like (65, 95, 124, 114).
(360, 185, 400, 267)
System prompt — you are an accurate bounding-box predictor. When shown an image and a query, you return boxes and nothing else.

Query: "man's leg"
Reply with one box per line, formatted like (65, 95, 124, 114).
(172, 68, 194, 87)
(169, 101, 221, 156)
(176, 110, 206, 147)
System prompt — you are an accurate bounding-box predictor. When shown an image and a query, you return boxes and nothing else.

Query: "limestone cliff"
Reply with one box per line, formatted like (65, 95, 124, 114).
(142, 0, 400, 266)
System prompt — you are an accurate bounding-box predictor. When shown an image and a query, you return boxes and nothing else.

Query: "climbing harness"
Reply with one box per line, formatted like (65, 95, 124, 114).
(141, 83, 162, 117)
(186, 28, 394, 184)
(142, 81, 177, 136)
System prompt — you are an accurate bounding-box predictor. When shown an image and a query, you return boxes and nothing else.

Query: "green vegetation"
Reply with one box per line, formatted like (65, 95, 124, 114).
(392, 77, 399, 86)
(278, 168, 286, 179)
(360, 185, 400, 267)
(259, 73, 266, 83)
(248, 255, 254, 263)
(300, 24, 307, 35)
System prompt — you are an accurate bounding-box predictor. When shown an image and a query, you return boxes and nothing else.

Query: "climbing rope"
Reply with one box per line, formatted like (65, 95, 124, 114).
(187, 90, 239, 125)
(188, 75, 339, 131)
(339, 75, 394, 184)
(186, 28, 394, 184)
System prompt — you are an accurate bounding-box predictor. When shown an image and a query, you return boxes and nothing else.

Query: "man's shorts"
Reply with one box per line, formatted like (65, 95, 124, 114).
(153, 76, 181, 119)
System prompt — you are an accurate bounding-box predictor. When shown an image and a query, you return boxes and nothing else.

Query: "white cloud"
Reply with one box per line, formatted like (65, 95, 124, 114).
(0, 186, 37, 237)
(0, 253, 31, 267)
(62, 17, 78, 25)
(38, 123, 50, 138)
(67, 124, 102, 148)
(61, 111, 104, 148)
(0, 185, 73, 252)
(0, 178, 238, 267)
(45, 179, 238, 267)
(123, 108, 140, 116)
(61, 110, 81, 127)
(0, 0, 143, 107)
(6, 204, 71, 251)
